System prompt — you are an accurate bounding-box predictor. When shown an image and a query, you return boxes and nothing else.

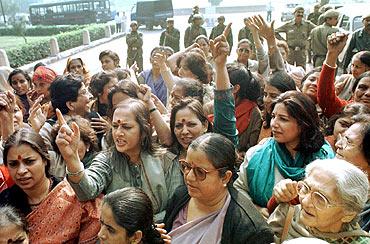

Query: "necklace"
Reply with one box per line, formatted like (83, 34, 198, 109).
(28, 178, 53, 207)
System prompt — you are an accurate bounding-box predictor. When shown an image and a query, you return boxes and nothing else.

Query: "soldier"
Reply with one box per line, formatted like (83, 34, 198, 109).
(342, 13, 370, 72)
(188, 5, 201, 24)
(275, 6, 316, 68)
(159, 18, 180, 53)
(184, 14, 207, 48)
(238, 18, 256, 59)
(310, 9, 339, 67)
(307, 4, 321, 25)
(126, 21, 143, 72)
(209, 16, 233, 53)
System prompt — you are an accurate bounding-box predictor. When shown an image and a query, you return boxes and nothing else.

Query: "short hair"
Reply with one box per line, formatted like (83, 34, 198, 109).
(180, 52, 208, 84)
(174, 78, 204, 104)
(306, 159, 369, 214)
(89, 71, 117, 98)
(3, 128, 51, 177)
(271, 91, 324, 155)
(267, 71, 296, 93)
(227, 63, 261, 102)
(276, 40, 289, 56)
(195, 35, 209, 45)
(7, 69, 32, 89)
(102, 188, 163, 243)
(99, 50, 120, 68)
(189, 133, 238, 185)
(50, 74, 83, 114)
(237, 39, 252, 49)
(0, 206, 27, 232)
(301, 67, 322, 88)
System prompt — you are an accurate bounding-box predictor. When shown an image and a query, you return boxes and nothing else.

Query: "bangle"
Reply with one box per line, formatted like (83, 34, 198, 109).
(149, 107, 157, 113)
(66, 162, 84, 176)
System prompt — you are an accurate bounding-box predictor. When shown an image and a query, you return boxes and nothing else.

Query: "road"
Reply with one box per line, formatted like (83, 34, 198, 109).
(48, 11, 281, 75)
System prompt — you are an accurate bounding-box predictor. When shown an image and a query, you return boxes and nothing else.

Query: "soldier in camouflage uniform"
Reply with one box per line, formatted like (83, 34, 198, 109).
(159, 18, 180, 52)
(307, 4, 321, 25)
(184, 14, 207, 48)
(275, 6, 316, 68)
(310, 9, 339, 67)
(126, 21, 143, 72)
(210, 16, 233, 53)
(238, 18, 256, 59)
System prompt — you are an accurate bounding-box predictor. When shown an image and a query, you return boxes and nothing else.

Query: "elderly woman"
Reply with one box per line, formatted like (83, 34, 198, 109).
(267, 159, 370, 243)
(234, 91, 335, 208)
(0, 206, 29, 244)
(163, 133, 274, 243)
(99, 187, 164, 244)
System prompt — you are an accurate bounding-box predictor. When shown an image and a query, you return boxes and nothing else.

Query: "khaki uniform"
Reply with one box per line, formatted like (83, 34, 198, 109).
(184, 24, 207, 48)
(342, 28, 370, 71)
(310, 23, 339, 67)
(210, 24, 233, 52)
(126, 31, 143, 72)
(275, 19, 316, 67)
(307, 12, 320, 25)
(160, 27, 180, 52)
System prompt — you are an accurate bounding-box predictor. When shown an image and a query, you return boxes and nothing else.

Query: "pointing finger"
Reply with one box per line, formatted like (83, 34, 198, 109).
(56, 108, 67, 126)
(222, 23, 232, 38)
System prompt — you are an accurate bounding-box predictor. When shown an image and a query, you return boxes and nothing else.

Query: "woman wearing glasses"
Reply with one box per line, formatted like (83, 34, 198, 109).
(267, 158, 370, 243)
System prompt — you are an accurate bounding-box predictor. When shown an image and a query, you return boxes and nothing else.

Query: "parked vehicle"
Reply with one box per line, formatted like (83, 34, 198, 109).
(29, 0, 112, 25)
(130, 0, 173, 30)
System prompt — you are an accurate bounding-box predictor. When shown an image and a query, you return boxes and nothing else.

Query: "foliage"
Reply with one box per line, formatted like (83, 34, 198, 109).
(0, 25, 84, 36)
(6, 24, 115, 68)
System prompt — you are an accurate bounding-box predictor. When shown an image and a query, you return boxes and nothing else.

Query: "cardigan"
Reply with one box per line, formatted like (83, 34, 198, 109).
(163, 185, 274, 244)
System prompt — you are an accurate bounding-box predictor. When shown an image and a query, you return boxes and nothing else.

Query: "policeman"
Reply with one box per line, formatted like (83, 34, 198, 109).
(310, 9, 339, 67)
(188, 5, 201, 24)
(184, 14, 207, 48)
(238, 18, 255, 59)
(209, 16, 233, 53)
(126, 21, 143, 72)
(342, 13, 370, 72)
(307, 4, 321, 25)
(275, 6, 316, 68)
(159, 18, 180, 52)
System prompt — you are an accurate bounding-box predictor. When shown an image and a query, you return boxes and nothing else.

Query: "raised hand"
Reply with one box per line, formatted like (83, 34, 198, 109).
(55, 108, 80, 162)
(210, 23, 232, 66)
(28, 95, 49, 133)
(251, 15, 275, 41)
(327, 32, 349, 55)
(152, 51, 168, 70)
(137, 84, 152, 104)
(0, 91, 16, 116)
(273, 179, 298, 203)
(90, 113, 110, 134)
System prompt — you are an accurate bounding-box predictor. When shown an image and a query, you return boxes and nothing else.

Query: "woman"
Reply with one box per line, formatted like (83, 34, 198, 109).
(194, 35, 213, 65)
(7, 69, 32, 121)
(55, 98, 183, 222)
(163, 133, 274, 243)
(99, 50, 121, 71)
(301, 67, 321, 105)
(259, 70, 296, 142)
(234, 91, 335, 208)
(0, 128, 101, 243)
(227, 63, 262, 152)
(336, 51, 370, 100)
(267, 159, 370, 243)
(99, 187, 164, 244)
(107, 80, 138, 117)
(63, 57, 91, 86)
(168, 78, 204, 109)
(318, 33, 370, 118)
(31, 66, 57, 105)
(0, 206, 29, 244)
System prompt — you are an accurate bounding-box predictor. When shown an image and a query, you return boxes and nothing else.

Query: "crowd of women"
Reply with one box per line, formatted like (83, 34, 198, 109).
(0, 14, 370, 244)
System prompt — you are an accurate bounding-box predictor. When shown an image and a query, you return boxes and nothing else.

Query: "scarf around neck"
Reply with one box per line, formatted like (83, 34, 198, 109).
(235, 99, 257, 135)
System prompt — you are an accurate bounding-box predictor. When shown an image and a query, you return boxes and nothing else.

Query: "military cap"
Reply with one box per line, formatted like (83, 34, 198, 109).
(363, 13, 370, 20)
(130, 21, 138, 26)
(323, 9, 340, 19)
(294, 6, 305, 13)
(192, 14, 203, 20)
(166, 17, 174, 22)
(217, 15, 225, 21)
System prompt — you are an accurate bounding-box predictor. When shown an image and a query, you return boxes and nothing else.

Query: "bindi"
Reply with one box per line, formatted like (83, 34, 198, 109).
(17, 155, 23, 161)
(117, 119, 121, 124)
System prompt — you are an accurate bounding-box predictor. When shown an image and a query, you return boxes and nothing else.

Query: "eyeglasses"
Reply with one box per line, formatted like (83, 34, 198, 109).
(238, 48, 250, 53)
(297, 181, 343, 210)
(179, 160, 228, 181)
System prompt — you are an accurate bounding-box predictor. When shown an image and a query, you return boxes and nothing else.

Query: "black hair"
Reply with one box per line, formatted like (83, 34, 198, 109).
(107, 80, 138, 118)
(89, 71, 117, 98)
(7, 69, 32, 89)
(102, 188, 164, 244)
(33, 62, 46, 72)
(50, 74, 83, 114)
(352, 71, 370, 93)
(301, 67, 322, 88)
(99, 50, 120, 68)
(353, 51, 370, 67)
(174, 78, 205, 104)
(180, 52, 208, 84)
(267, 71, 296, 93)
(227, 63, 261, 102)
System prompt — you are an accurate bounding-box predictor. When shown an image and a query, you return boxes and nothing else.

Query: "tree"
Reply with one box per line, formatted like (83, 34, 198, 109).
(11, 17, 27, 44)
(208, 0, 223, 7)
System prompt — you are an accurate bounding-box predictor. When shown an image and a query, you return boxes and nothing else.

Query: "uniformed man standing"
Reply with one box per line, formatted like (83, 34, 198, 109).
(188, 5, 201, 24)
(126, 21, 143, 72)
(275, 6, 316, 68)
(159, 18, 180, 52)
(310, 9, 339, 67)
(307, 4, 321, 25)
(238, 18, 255, 59)
(342, 13, 370, 72)
(210, 16, 233, 53)
(184, 14, 207, 48)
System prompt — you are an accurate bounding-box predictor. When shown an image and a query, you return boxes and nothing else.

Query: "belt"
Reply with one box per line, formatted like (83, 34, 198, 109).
(289, 46, 304, 51)
(129, 47, 138, 50)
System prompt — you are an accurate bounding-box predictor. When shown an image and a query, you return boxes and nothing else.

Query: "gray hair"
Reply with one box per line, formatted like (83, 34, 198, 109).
(305, 159, 369, 213)
(0, 206, 27, 232)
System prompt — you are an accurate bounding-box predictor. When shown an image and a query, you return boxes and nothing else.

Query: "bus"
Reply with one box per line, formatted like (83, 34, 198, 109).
(29, 0, 112, 25)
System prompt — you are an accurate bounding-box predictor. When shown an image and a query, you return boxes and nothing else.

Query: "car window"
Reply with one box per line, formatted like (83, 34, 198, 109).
(353, 16, 362, 32)
(339, 14, 350, 31)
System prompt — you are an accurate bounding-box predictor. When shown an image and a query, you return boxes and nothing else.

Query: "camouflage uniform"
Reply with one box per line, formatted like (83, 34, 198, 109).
(126, 30, 143, 72)
(275, 19, 316, 67)
(160, 26, 180, 52)
(210, 23, 233, 52)
(184, 24, 207, 48)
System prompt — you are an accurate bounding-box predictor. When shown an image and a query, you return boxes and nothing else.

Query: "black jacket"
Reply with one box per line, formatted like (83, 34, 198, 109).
(164, 185, 274, 244)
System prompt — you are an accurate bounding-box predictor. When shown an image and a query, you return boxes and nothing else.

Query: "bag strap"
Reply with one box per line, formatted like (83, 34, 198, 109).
(281, 205, 295, 243)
